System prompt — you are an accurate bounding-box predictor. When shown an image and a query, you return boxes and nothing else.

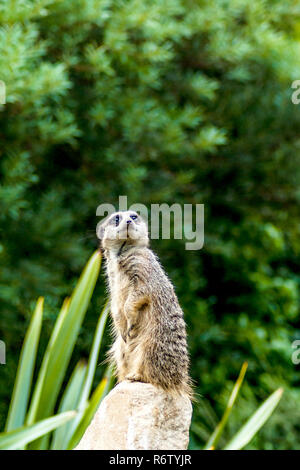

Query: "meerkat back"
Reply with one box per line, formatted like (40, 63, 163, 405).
(98, 210, 193, 399)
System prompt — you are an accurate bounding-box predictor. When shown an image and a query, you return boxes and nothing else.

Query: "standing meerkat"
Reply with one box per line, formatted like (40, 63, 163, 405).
(97, 210, 193, 399)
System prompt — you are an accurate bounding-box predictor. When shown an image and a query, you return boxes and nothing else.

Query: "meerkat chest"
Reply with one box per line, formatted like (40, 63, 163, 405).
(107, 258, 130, 317)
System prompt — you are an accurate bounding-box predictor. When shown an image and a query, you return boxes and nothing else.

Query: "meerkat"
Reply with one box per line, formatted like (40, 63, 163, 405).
(97, 210, 193, 399)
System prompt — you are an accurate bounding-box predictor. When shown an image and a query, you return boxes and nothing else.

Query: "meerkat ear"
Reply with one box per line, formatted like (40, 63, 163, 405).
(96, 220, 106, 251)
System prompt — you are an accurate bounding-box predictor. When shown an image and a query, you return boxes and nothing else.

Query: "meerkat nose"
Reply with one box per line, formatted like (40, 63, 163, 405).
(126, 220, 132, 225)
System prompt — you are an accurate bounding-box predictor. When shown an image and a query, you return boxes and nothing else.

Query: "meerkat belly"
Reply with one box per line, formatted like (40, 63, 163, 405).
(110, 270, 132, 338)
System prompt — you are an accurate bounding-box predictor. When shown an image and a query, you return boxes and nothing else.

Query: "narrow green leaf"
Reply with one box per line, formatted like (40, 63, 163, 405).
(5, 297, 44, 432)
(65, 303, 110, 447)
(197, 396, 220, 430)
(191, 422, 212, 442)
(26, 297, 70, 426)
(224, 388, 283, 450)
(68, 365, 114, 450)
(79, 303, 110, 406)
(0, 412, 76, 450)
(27, 251, 101, 449)
(204, 362, 248, 450)
(51, 360, 87, 450)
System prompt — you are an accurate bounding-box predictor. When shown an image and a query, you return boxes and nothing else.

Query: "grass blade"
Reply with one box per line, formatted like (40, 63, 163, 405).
(27, 251, 101, 448)
(68, 365, 114, 450)
(224, 388, 283, 450)
(191, 422, 212, 442)
(0, 412, 76, 450)
(5, 297, 44, 432)
(64, 303, 110, 447)
(204, 362, 248, 450)
(26, 297, 70, 426)
(51, 360, 87, 450)
(78, 303, 110, 408)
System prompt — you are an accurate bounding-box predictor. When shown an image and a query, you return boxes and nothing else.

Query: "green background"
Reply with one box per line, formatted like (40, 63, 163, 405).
(0, 0, 300, 449)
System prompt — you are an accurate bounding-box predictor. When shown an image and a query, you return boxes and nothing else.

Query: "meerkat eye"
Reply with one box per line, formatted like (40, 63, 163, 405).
(114, 215, 120, 226)
(130, 214, 138, 220)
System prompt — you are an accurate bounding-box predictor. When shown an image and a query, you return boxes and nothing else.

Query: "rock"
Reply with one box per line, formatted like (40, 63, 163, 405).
(75, 380, 193, 450)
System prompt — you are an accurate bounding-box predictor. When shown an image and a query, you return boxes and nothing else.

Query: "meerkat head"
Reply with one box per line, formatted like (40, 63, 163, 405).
(97, 211, 149, 255)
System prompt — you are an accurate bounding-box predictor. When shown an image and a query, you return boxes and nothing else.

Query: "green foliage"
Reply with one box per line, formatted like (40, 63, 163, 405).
(196, 362, 283, 450)
(223, 388, 283, 450)
(0, 0, 300, 449)
(0, 252, 114, 450)
(0, 259, 282, 451)
(0, 412, 76, 450)
(5, 297, 43, 432)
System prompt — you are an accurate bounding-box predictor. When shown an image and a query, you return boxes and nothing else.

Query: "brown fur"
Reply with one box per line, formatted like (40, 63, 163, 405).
(98, 210, 193, 399)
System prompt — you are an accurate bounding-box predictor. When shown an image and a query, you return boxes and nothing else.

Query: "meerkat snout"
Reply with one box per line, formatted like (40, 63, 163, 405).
(97, 211, 149, 254)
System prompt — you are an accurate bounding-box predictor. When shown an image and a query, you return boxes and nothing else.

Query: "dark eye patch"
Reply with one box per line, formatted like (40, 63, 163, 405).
(130, 214, 138, 220)
(110, 214, 121, 226)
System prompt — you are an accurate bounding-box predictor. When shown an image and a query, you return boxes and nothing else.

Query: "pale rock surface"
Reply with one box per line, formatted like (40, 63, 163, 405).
(75, 381, 192, 450)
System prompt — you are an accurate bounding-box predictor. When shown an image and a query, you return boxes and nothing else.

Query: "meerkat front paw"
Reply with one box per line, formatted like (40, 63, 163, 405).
(127, 323, 137, 339)
(120, 323, 137, 343)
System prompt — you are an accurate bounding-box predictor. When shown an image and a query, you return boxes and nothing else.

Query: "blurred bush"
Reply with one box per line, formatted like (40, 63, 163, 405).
(0, 0, 300, 448)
